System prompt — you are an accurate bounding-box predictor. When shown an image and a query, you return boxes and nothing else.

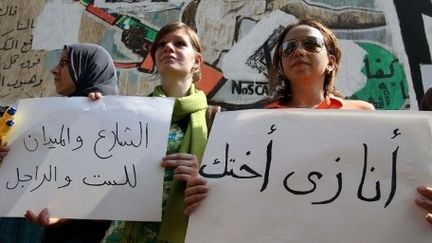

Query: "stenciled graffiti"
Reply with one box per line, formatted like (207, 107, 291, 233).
(350, 42, 409, 110)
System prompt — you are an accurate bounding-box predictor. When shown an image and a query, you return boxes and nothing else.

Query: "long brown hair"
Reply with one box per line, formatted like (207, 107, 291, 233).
(269, 17, 343, 101)
(150, 22, 203, 82)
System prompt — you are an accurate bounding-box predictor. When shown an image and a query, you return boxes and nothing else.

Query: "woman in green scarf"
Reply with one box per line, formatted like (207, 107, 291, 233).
(100, 22, 211, 243)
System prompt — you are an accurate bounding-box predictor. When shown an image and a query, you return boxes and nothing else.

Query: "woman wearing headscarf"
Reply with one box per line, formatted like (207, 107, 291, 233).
(0, 43, 118, 243)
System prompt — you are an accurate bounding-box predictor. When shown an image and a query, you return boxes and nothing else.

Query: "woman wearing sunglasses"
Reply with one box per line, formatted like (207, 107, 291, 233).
(267, 17, 374, 110)
(267, 17, 432, 225)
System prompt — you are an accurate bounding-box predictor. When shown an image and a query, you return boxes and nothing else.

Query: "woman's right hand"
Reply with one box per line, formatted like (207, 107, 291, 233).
(88, 92, 103, 101)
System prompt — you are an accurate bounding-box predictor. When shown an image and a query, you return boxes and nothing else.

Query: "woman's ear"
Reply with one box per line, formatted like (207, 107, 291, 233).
(327, 54, 336, 72)
(194, 53, 203, 69)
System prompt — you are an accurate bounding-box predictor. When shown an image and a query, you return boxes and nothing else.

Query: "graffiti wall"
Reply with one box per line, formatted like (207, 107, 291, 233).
(1, 0, 431, 110)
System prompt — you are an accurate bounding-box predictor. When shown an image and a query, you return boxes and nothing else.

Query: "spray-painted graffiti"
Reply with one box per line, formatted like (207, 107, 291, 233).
(0, 0, 430, 111)
(350, 42, 409, 110)
(393, 0, 432, 105)
(0, 0, 53, 105)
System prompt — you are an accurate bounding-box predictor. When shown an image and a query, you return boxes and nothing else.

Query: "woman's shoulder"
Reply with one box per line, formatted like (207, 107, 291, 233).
(342, 99, 375, 110)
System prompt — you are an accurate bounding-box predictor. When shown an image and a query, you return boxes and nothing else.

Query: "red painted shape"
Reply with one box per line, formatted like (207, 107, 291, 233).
(86, 4, 116, 24)
(114, 62, 139, 69)
(139, 54, 154, 73)
(83, 2, 224, 95)
(198, 63, 224, 95)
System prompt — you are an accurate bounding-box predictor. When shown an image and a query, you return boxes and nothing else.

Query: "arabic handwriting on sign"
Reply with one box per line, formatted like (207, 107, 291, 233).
(5, 166, 74, 192)
(385, 146, 398, 208)
(199, 140, 273, 192)
(281, 141, 399, 208)
(391, 128, 401, 139)
(281, 129, 400, 208)
(200, 143, 261, 179)
(40, 124, 85, 151)
(284, 171, 323, 195)
(6, 168, 32, 190)
(22, 125, 84, 152)
(283, 157, 343, 205)
(29, 165, 57, 192)
(357, 143, 398, 208)
(58, 176, 72, 189)
(43, 125, 68, 147)
(268, 124, 276, 135)
(200, 126, 400, 208)
(93, 122, 148, 159)
(23, 134, 38, 152)
(82, 164, 137, 188)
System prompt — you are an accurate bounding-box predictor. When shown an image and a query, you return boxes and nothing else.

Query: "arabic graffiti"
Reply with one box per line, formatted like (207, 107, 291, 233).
(0, 0, 49, 100)
(393, 0, 432, 107)
(200, 125, 400, 208)
(0, 4, 18, 17)
(349, 42, 409, 110)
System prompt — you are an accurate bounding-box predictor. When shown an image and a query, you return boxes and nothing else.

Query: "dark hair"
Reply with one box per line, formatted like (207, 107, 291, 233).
(269, 17, 343, 101)
(150, 22, 203, 82)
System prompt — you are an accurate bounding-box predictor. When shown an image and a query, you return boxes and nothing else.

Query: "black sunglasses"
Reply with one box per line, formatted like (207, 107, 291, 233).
(280, 36, 325, 57)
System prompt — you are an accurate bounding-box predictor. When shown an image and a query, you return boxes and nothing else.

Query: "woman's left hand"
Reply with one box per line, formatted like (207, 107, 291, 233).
(161, 153, 199, 181)
(162, 153, 210, 214)
(415, 185, 432, 224)
(184, 176, 209, 215)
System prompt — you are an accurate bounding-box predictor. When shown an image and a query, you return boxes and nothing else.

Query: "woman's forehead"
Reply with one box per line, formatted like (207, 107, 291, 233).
(284, 25, 324, 41)
(60, 49, 68, 59)
(161, 29, 190, 42)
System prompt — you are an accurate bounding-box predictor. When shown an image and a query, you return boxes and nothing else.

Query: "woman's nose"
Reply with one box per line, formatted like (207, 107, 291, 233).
(291, 44, 306, 57)
(163, 42, 175, 52)
(51, 65, 59, 75)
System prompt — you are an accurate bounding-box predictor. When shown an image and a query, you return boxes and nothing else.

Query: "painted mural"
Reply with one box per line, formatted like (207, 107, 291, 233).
(1, 0, 431, 110)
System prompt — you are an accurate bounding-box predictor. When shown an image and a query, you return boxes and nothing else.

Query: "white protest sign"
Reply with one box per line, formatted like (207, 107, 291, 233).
(186, 109, 432, 243)
(0, 96, 174, 221)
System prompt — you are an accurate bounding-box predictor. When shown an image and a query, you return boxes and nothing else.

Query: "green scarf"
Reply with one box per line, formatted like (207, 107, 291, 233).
(155, 84, 208, 243)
